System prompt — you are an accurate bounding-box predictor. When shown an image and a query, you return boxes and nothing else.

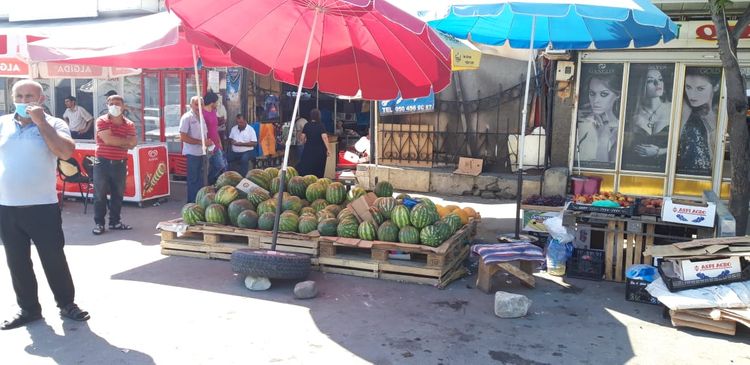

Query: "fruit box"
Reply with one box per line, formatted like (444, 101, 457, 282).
(661, 197, 716, 228)
(348, 192, 378, 223)
(520, 205, 564, 233)
(678, 256, 741, 281)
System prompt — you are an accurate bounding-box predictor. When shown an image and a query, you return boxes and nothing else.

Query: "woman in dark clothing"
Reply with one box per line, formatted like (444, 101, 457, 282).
(295, 109, 330, 178)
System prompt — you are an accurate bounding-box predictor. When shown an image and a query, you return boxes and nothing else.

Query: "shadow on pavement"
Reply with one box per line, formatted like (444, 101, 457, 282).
(24, 321, 154, 365)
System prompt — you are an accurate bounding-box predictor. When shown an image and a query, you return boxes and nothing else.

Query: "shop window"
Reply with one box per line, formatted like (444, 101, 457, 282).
(74, 79, 94, 121)
(674, 66, 722, 177)
(143, 74, 160, 143)
(619, 175, 665, 196)
(621, 63, 675, 173)
(96, 79, 120, 117)
(124, 76, 142, 140)
(574, 63, 624, 171)
(673, 178, 712, 198)
(53, 79, 71, 118)
(581, 172, 615, 192)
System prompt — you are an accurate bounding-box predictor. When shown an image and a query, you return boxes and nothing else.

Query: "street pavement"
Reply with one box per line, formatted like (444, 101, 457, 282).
(1, 182, 748, 365)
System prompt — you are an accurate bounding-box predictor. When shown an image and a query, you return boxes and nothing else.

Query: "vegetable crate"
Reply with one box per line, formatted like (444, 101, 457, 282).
(158, 219, 320, 260)
(315, 220, 476, 288)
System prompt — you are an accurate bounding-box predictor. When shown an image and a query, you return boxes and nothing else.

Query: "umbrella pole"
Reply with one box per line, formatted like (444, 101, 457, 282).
(192, 45, 209, 186)
(270, 10, 320, 251)
(515, 16, 536, 239)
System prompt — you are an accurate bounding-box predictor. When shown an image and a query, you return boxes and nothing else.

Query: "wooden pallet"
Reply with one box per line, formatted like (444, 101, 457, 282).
(602, 220, 655, 282)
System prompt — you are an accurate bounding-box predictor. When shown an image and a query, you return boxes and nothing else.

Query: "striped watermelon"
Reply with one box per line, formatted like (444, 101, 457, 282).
(377, 221, 399, 242)
(368, 206, 385, 225)
(257, 212, 276, 231)
(264, 167, 279, 179)
(305, 183, 326, 202)
(347, 186, 367, 202)
(195, 186, 216, 205)
(316, 209, 336, 222)
(283, 195, 303, 213)
(317, 218, 339, 236)
(433, 221, 452, 242)
(246, 169, 271, 190)
(236, 210, 259, 229)
(199, 192, 217, 210)
(409, 204, 435, 229)
(358, 221, 377, 241)
(391, 205, 411, 229)
(247, 189, 271, 207)
(338, 215, 359, 227)
(205, 204, 227, 225)
(215, 186, 240, 206)
(374, 181, 393, 198)
(337, 207, 356, 221)
(298, 216, 318, 234)
(443, 213, 462, 234)
(326, 182, 347, 205)
(181, 203, 204, 225)
(325, 204, 342, 217)
(398, 225, 420, 244)
(279, 212, 299, 232)
(215, 171, 243, 188)
(317, 178, 332, 189)
(228, 199, 255, 226)
(285, 166, 299, 178)
(288, 176, 308, 198)
(269, 177, 281, 195)
(337, 220, 359, 238)
(311, 199, 328, 212)
(375, 197, 397, 219)
(303, 174, 318, 185)
(257, 199, 277, 216)
(300, 207, 316, 216)
(420, 225, 443, 247)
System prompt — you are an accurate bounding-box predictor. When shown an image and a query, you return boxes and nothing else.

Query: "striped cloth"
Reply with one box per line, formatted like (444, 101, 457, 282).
(472, 242, 545, 264)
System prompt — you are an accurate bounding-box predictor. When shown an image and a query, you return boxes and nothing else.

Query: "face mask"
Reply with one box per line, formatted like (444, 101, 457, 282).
(108, 105, 123, 117)
(14, 103, 29, 118)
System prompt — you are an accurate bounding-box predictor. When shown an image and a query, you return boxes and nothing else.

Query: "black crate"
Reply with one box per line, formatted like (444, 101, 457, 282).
(625, 278, 659, 305)
(657, 260, 750, 292)
(565, 248, 605, 281)
(569, 202, 637, 216)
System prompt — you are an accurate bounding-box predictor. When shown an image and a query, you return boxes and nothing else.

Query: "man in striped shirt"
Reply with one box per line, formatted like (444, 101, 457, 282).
(92, 94, 136, 235)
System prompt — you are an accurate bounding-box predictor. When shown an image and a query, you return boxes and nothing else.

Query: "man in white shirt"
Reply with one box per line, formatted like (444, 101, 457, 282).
(63, 96, 94, 139)
(227, 114, 257, 177)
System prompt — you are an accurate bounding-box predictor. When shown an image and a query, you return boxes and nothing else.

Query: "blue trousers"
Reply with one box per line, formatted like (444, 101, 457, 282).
(186, 154, 205, 203)
(227, 149, 256, 177)
(208, 149, 227, 185)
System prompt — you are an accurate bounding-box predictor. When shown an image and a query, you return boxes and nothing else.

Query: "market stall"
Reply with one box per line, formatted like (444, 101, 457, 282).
(57, 141, 170, 206)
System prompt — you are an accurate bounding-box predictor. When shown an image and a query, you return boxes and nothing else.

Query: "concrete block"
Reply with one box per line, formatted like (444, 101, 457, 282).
(371, 166, 393, 185)
(389, 167, 430, 192)
(475, 175, 498, 191)
(430, 171, 475, 195)
(494, 291, 532, 318)
(542, 167, 569, 196)
(496, 175, 542, 199)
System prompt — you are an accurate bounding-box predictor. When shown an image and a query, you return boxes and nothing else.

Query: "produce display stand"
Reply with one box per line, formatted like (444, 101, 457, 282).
(158, 219, 321, 259)
(316, 219, 478, 288)
(564, 212, 714, 282)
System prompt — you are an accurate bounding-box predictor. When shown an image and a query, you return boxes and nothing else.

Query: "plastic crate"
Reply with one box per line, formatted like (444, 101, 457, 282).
(625, 278, 659, 305)
(569, 202, 637, 216)
(657, 260, 750, 292)
(565, 248, 605, 281)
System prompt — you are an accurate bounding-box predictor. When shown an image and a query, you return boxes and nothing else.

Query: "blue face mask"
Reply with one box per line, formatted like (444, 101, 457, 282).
(14, 103, 29, 118)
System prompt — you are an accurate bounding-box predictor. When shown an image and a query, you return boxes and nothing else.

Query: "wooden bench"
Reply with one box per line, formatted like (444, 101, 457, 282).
(476, 257, 536, 293)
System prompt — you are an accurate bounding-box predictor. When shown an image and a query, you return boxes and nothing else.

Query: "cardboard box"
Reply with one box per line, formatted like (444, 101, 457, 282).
(678, 256, 742, 280)
(348, 192, 377, 223)
(453, 157, 483, 176)
(661, 197, 716, 228)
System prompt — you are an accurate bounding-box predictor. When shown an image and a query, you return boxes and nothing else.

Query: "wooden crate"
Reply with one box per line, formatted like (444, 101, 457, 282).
(160, 230, 251, 261)
(601, 220, 655, 282)
(258, 232, 319, 255)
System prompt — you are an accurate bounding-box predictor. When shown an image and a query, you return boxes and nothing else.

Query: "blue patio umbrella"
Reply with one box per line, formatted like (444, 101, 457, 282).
(429, 0, 678, 237)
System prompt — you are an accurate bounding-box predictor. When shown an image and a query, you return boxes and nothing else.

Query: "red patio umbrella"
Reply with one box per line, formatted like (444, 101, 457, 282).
(168, 0, 452, 269)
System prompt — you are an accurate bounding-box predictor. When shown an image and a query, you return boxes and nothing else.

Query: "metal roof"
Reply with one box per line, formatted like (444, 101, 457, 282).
(653, 0, 750, 19)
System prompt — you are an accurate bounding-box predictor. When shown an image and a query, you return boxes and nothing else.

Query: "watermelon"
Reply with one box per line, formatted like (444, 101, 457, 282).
(433, 221, 452, 241)
(325, 204, 342, 217)
(311, 199, 328, 212)
(181, 203, 204, 225)
(215, 171, 243, 188)
(298, 216, 318, 234)
(375, 197, 397, 218)
(264, 167, 279, 179)
(337, 220, 359, 238)
(257, 212, 276, 231)
(247, 189, 271, 207)
(228, 199, 255, 226)
(288, 176, 308, 198)
(195, 186, 216, 205)
(316, 209, 336, 222)
(285, 166, 298, 178)
(317, 218, 339, 236)
(302, 174, 318, 186)
(326, 182, 347, 205)
(269, 177, 281, 195)
(305, 183, 326, 202)
(347, 186, 367, 202)
(338, 215, 359, 226)
(337, 207, 356, 221)
(391, 205, 411, 229)
(237, 210, 259, 229)
(257, 199, 277, 216)
(205, 203, 227, 224)
(374, 181, 394, 198)
(443, 213, 463, 234)
(377, 220, 399, 242)
(300, 207, 316, 216)
(398, 225, 420, 244)
(279, 212, 299, 232)
(419, 198, 437, 212)
(358, 221, 377, 241)
(283, 195, 303, 213)
(199, 192, 217, 210)
(215, 185, 240, 206)
(395, 193, 411, 200)
(300, 199, 310, 207)
(317, 178, 332, 189)
(420, 225, 443, 247)
(368, 206, 385, 225)
(410, 203, 435, 229)
(246, 169, 271, 190)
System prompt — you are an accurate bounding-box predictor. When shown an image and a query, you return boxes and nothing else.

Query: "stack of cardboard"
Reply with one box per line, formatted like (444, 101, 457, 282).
(644, 236, 750, 335)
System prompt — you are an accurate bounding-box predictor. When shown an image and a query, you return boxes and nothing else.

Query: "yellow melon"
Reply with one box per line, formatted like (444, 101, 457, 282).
(436, 205, 450, 218)
(452, 208, 469, 225)
(462, 206, 477, 218)
(445, 205, 459, 212)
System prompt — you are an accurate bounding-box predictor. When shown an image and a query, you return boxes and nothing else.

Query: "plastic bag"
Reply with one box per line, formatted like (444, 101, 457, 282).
(546, 237, 574, 276)
(542, 215, 574, 244)
(626, 264, 658, 282)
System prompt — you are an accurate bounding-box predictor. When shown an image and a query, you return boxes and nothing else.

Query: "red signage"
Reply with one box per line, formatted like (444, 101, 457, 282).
(138, 146, 169, 199)
(0, 57, 30, 76)
(696, 24, 750, 41)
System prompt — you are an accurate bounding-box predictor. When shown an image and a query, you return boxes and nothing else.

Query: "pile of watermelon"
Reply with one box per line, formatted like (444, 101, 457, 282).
(180, 172, 479, 248)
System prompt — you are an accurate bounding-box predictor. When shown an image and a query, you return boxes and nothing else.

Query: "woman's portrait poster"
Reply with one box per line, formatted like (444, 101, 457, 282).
(621, 63, 675, 173)
(675, 66, 722, 176)
(575, 63, 624, 170)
